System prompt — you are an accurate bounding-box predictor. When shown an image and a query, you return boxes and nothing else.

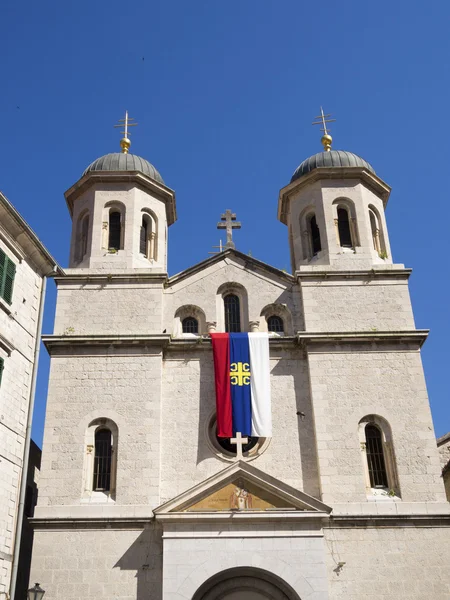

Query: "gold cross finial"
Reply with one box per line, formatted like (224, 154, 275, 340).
(312, 107, 336, 151)
(114, 111, 138, 154)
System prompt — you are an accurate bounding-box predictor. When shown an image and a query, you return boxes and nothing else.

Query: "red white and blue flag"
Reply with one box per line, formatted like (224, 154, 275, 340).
(211, 333, 272, 438)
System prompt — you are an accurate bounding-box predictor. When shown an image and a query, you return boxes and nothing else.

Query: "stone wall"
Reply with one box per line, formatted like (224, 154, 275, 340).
(324, 525, 450, 599)
(37, 349, 163, 507)
(30, 525, 162, 600)
(160, 347, 319, 502)
(308, 343, 445, 504)
(53, 279, 164, 336)
(165, 257, 303, 334)
(299, 272, 415, 332)
(30, 522, 450, 600)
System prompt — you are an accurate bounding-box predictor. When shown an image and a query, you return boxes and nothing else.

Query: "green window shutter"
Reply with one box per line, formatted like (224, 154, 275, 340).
(3, 257, 16, 304)
(0, 358, 4, 387)
(0, 250, 5, 294)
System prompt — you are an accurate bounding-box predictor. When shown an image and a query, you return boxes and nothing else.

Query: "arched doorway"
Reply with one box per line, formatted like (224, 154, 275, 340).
(192, 567, 301, 600)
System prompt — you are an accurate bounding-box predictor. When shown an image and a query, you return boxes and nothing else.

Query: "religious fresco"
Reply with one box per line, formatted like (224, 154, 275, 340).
(184, 478, 296, 511)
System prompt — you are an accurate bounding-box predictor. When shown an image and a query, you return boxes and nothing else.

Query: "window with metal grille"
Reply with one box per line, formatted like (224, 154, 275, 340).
(267, 315, 284, 333)
(93, 428, 112, 492)
(224, 294, 241, 332)
(0, 357, 4, 387)
(182, 317, 198, 334)
(140, 217, 148, 255)
(365, 424, 388, 488)
(108, 211, 122, 250)
(309, 215, 322, 255)
(337, 207, 353, 248)
(0, 249, 16, 304)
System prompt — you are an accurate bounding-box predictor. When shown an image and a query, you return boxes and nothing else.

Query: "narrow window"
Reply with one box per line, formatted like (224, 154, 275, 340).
(267, 315, 284, 333)
(93, 428, 112, 492)
(337, 207, 353, 248)
(0, 250, 16, 304)
(369, 209, 385, 255)
(365, 424, 388, 488)
(140, 217, 148, 255)
(80, 215, 89, 259)
(182, 317, 198, 334)
(224, 294, 241, 332)
(0, 357, 4, 386)
(108, 211, 122, 250)
(309, 215, 322, 255)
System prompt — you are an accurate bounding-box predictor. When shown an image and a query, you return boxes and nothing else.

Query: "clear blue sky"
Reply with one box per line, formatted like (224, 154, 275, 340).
(1, 0, 449, 444)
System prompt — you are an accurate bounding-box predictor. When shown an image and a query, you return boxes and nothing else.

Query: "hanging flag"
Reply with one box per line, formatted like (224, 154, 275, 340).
(211, 333, 272, 438)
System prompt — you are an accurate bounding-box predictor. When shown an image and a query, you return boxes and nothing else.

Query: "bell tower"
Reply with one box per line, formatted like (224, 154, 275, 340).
(65, 112, 176, 272)
(278, 109, 392, 273)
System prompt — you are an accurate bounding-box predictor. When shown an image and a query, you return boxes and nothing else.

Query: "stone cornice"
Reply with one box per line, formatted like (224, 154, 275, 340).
(31, 517, 150, 530)
(30, 512, 450, 531)
(0, 333, 15, 356)
(328, 514, 450, 527)
(298, 330, 429, 348)
(53, 272, 168, 285)
(0, 191, 64, 277)
(42, 330, 429, 354)
(278, 166, 391, 225)
(155, 511, 329, 524)
(64, 171, 177, 225)
(42, 334, 171, 353)
(296, 268, 412, 281)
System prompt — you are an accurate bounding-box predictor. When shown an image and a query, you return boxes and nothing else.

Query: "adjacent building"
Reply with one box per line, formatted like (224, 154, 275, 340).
(0, 192, 61, 600)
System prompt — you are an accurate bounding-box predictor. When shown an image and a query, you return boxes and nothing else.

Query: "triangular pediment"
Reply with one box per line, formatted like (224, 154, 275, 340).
(167, 249, 295, 289)
(154, 461, 331, 517)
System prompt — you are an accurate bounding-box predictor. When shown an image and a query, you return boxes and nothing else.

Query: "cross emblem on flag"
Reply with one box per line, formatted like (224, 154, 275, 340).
(230, 362, 251, 386)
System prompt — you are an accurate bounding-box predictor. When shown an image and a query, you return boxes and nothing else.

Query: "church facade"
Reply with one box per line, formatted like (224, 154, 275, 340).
(30, 132, 450, 600)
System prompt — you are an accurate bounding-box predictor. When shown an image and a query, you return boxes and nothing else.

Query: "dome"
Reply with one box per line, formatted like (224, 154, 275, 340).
(83, 153, 164, 184)
(291, 150, 375, 183)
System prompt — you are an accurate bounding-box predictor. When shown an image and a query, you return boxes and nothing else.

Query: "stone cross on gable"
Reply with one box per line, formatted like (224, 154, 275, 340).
(217, 209, 241, 249)
(230, 432, 248, 459)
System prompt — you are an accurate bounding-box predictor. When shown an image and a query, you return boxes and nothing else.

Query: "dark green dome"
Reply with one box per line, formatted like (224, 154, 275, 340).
(291, 150, 375, 183)
(83, 153, 164, 184)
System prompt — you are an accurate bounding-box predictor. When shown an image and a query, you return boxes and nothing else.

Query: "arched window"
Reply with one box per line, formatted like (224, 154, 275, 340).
(139, 212, 157, 260)
(368, 206, 386, 257)
(108, 211, 122, 250)
(359, 415, 399, 496)
(309, 215, 322, 255)
(93, 428, 112, 492)
(369, 210, 379, 252)
(140, 217, 148, 255)
(267, 315, 284, 333)
(182, 317, 199, 334)
(80, 214, 89, 259)
(224, 294, 241, 332)
(337, 207, 353, 248)
(365, 424, 388, 488)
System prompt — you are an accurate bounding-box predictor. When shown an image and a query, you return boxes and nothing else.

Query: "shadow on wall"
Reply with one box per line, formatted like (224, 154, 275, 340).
(271, 350, 320, 499)
(197, 352, 217, 466)
(114, 524, 163, 600)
